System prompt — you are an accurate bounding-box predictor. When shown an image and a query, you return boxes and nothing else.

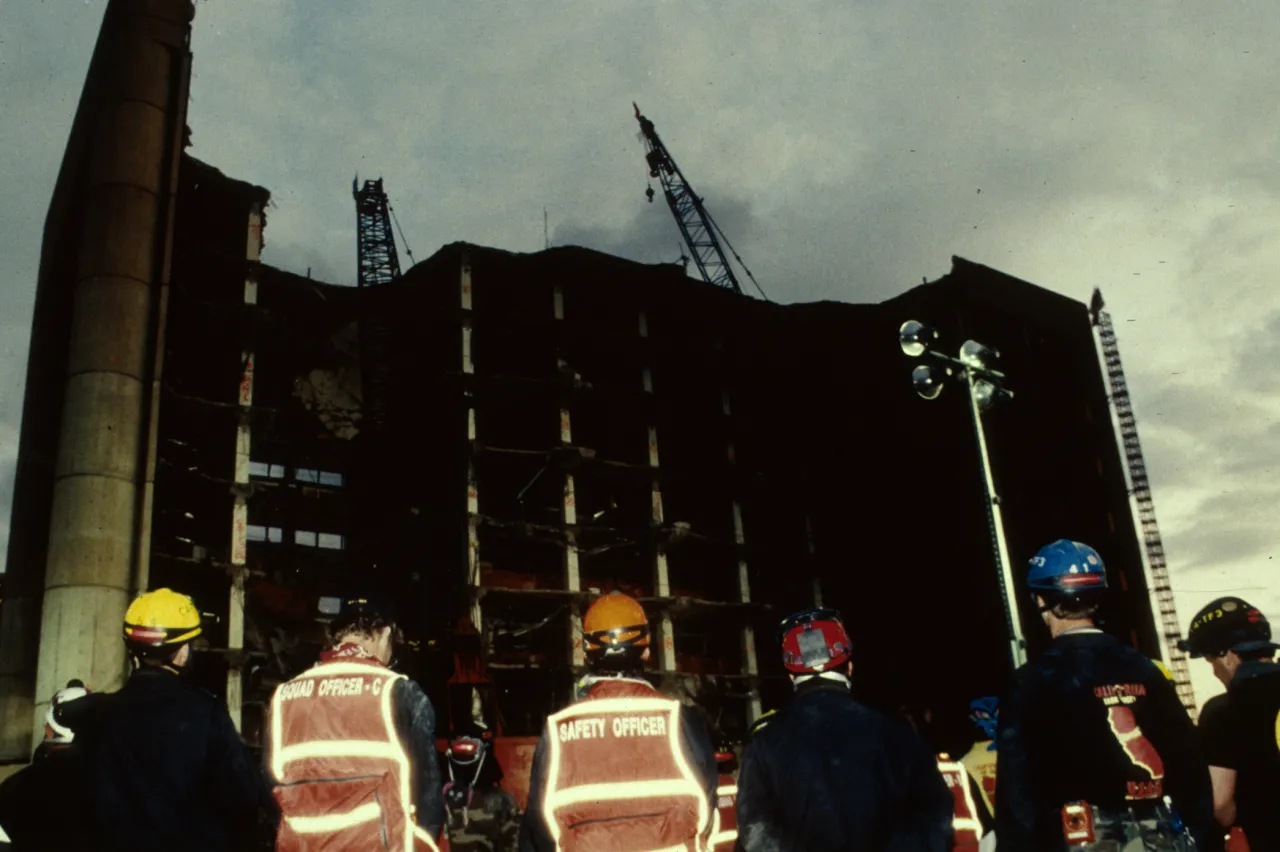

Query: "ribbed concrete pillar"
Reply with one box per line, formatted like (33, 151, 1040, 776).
(30, 0, 193, 749)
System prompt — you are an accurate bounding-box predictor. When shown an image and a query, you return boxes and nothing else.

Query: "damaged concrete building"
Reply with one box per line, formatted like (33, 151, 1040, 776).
(0, 0, 1188, 799)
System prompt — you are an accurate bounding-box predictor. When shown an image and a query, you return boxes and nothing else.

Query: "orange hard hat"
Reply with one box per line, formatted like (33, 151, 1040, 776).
(583, 592, 650, 655)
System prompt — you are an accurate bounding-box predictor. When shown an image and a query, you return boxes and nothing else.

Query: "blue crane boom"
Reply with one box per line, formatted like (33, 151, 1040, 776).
(633, 103, 765, 299)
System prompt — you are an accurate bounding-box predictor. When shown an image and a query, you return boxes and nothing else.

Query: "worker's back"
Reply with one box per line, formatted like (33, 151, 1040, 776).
(736, 680, 953, 851)
(996, 631, 1214, 850)
(74, 668, 270, 852)
(1200, 661, 1280, 850)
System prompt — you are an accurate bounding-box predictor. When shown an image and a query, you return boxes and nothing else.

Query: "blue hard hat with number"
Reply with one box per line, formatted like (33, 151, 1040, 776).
(1026, 539, 1107, 596)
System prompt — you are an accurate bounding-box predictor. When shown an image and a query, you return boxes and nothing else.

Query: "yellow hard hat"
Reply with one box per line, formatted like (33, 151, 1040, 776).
(123, 588, 202, 648)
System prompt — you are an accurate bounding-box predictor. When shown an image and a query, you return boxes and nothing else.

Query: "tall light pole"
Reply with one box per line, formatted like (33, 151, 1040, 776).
(899, 321, 1028, 669)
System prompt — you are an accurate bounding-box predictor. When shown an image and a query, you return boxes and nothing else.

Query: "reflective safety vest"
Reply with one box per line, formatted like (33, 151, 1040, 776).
(938, 754, 983, 851)
(542, 679, 711, 851)
(709, 775, 738, 852)
(960, 740, 997, 821)
(268, 654, 440, 852)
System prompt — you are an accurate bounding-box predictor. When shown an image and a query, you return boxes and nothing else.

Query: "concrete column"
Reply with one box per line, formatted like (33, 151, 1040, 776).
(30, 0, 194, 749)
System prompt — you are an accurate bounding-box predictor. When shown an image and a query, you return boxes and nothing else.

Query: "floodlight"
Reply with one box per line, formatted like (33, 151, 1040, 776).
(973, 379, 1014, 412)
(960, 340, 1000, 370)
(912, 363, 950, 400)
(899, 320, 937, 357)
(973, 379, 997, 411)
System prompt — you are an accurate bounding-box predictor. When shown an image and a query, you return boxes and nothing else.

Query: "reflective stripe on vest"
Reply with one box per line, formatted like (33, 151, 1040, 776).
(270, 660, 440, 852)
(286, 801, 382, 833)
(709, 784, 738, 850)
(938, 757, 983, 844)
(543, 695, 710, 850)
(960, 742, 997, 819)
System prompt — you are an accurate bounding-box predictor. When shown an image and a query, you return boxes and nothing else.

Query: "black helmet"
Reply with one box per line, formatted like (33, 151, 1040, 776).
(328, 593, 401, 641)
(1178, 597, 1278, 659)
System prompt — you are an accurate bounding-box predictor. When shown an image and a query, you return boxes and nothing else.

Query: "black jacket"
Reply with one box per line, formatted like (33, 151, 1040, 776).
(1198, 660, 1280, 850)
(995, 630, 1216, 852)
(0, 742, 92, 851)
(391, 677, 447, 837)
(736, 679, 954, 852)
(70, 667, 276, 852)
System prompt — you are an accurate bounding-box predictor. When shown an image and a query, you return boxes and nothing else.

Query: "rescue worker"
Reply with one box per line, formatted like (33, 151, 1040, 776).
(267, 593, 444, 850)
(996, 540, 1215, 851)
(710, 743, 740, 852)
(962, 697, 999, 830)
(901, 701, 993, 852)
(0, 680, 96, 850)
(518, 591, 718, 851)
(736, 607, 954, 851)
(1179, 596, 1280, 849)
(443, 727, 520, 851)
(71, 588, 274, 852)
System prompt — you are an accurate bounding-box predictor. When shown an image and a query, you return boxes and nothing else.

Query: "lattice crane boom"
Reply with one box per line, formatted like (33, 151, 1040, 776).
(1090, 289, 1197, 718)
(353, 176, 402, 288)
(634, 103, 763, 298)
(352, 176, 410, 445)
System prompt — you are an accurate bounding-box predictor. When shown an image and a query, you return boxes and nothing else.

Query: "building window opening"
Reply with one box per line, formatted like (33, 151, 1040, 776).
(296, 468, 345, 487)
(295, 530, 318, 547)
(249, 461, 286, 479)
(246, 525, 283, 543)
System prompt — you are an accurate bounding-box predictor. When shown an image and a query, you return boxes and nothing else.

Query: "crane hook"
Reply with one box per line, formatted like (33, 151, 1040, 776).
(645, 184, 655, 204)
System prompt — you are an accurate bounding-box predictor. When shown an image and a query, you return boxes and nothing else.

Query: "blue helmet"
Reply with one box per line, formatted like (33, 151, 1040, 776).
(1026, 539, 1107, 602)
(969, 696, 999, 748)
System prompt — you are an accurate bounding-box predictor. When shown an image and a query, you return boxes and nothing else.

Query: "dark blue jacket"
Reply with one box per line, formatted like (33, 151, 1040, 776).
(69, 667, 276, 852)
(995, 630, 1216, 851)
(736, 679, 953, 852)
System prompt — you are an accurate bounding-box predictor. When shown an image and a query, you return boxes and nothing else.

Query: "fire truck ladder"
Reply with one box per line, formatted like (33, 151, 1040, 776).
(1090, 289, 1196, 716)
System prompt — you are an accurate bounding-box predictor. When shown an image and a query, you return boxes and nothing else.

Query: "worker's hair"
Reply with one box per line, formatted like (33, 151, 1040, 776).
(1234, 647, 1276, 663)
(587, 645, 645, 676)
(327, 611, 397, 648)
(1048, 599, 1099, 620)
(131, 643, 185, 668)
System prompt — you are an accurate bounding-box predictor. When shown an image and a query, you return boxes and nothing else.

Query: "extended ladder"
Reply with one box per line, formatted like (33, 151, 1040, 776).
(1091, 291, 1196, 717)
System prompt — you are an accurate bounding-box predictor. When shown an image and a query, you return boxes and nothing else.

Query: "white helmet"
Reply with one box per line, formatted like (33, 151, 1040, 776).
(44, 680, 90, 743)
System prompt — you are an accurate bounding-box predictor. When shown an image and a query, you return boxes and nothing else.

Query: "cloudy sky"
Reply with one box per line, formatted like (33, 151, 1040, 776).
(2, 0, 1276, 705)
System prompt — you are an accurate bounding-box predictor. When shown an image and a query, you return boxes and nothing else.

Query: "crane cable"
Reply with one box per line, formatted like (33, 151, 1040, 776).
(706, 211, 770, 302)
(635, 115, 771, 302)
(388, 200, 416, 270)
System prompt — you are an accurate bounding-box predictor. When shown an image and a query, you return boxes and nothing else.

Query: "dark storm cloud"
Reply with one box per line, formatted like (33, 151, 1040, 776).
(1126, 364, 1279, 573)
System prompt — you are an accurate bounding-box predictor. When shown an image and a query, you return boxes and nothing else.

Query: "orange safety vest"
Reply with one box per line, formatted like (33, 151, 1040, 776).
(709, 773, 738, 852)
(938, 754, 983, 851)
(542, 678, 710, 851)
(268, 650, 440, 852)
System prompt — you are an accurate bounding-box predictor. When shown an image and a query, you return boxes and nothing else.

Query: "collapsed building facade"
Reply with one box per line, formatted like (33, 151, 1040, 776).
(0, 0, 1190, 795)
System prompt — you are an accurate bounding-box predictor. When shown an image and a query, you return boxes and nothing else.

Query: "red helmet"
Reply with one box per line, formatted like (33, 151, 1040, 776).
(779, 608, 852, 674)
